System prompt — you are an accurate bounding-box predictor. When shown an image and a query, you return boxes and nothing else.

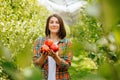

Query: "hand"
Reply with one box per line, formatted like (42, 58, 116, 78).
(48, 49, 57, 58)
(42, 50, 50, 57)
(38, 48, 49, 58)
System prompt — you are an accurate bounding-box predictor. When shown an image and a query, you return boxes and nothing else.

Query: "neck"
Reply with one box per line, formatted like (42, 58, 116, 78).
(49, 34, 60, 42)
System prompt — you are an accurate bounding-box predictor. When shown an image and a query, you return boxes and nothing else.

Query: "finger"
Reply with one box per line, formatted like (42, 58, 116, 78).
(48, 49, 52, 53)
(48, 50, 53, 55)
(49, 49, 54, 54)
(44, 52, 48, 56)
(46, 50, 50, 56)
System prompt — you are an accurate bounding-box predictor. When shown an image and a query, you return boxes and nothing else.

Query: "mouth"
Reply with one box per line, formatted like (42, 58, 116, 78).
(51, 27, 58, 29)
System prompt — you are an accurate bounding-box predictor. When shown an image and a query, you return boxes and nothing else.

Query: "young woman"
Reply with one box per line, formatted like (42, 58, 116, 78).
(33, 14, 73, 80)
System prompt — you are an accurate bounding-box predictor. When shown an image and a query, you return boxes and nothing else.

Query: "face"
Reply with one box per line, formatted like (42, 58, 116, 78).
(48, 16, 60, 34)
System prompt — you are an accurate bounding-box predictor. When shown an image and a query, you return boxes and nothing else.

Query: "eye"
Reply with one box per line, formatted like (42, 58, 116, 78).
(49, 21, 54, 24)
(56, 21, 59, 24)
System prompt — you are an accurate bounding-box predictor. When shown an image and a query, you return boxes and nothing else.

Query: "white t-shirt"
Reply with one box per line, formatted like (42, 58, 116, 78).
(48, 42, 58, 80)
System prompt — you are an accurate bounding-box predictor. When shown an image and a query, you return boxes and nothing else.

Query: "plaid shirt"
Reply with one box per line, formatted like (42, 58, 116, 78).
(33, 36, 73, 80)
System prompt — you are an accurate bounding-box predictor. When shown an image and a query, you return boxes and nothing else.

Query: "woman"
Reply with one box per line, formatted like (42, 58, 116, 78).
(33, 14, 73, 80)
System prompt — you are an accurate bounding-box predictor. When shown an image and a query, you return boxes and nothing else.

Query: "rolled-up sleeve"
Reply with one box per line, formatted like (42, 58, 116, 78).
(59, 52, 72, 69)
(33, 37, 43, 66)
(58, 39, 73, 69)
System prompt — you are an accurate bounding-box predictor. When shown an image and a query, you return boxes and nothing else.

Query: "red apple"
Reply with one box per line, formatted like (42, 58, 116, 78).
(44, 39, 53, 47)
(41, 44, 50, 52)
(50, 43, 59, 52)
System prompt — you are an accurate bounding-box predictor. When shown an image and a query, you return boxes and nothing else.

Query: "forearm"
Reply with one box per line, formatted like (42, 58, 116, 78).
(53, 55, 69, 68)
(34, 55, 46, 67)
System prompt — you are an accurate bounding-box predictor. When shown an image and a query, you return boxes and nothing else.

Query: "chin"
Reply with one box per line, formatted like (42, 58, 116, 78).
(51, 30, 59, 33)
(51, 31, 58, 34)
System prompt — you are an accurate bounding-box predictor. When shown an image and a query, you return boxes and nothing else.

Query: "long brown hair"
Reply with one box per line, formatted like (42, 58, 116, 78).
(45, 14, 66, 39)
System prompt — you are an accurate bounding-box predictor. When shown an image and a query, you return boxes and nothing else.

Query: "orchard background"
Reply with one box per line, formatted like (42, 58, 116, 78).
(0, 0, 120, 80)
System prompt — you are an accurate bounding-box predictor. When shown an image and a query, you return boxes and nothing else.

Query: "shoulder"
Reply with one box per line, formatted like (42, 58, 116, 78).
(60, 38, 72, 46)
(64, 38, 71, 43)
(37, 36, 45, 40)
(34, 36, 45, 43)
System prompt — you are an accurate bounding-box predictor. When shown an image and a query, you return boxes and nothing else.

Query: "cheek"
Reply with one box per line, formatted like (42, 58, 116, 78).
(57, 27, 60, 32)
(57, 26, 60, 30)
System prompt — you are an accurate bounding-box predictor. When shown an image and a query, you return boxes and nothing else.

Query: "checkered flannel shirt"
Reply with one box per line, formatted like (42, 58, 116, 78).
(33, 36, 73, 80)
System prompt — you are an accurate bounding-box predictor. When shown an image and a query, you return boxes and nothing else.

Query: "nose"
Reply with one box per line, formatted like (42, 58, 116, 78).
(52, 22, 57, 26)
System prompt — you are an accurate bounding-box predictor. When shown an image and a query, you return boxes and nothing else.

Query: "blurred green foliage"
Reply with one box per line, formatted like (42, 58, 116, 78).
(0, 0, 50, 67)
(0, 0, 50, 79)
(0, 0, 120, 80)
